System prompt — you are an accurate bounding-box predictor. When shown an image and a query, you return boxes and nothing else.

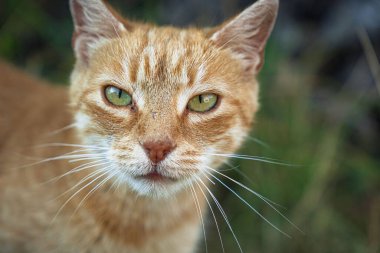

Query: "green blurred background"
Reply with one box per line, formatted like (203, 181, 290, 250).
(1, 0, 379, 252)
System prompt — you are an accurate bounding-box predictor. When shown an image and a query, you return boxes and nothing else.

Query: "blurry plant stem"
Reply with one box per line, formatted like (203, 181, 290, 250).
(289, 55, 369, 231)
(357, 27, 380, 95)
(368, 196, 380, 253)
(290, 125, 341, 226)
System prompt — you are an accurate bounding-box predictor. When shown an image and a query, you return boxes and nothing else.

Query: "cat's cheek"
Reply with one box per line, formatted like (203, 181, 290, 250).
(74, 112, 91, 132)
(78, 105, 137, 136)
(228, 124, 250, 149)
(182, 111, 235, 140)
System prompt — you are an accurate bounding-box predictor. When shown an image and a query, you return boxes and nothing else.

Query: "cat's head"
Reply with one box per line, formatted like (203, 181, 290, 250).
(69, 0, 278, 198)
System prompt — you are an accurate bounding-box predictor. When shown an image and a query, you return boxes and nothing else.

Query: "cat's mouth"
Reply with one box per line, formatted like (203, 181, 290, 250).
(135, 170, 177, 182)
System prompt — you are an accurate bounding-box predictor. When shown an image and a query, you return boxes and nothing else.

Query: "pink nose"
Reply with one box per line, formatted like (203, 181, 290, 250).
(142, 140, 176, 164)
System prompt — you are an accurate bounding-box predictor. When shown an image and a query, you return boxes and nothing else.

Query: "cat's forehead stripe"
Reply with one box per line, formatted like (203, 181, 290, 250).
(136, 54, 146, 83)
(170, 50, 182, 70)
(127, 32, 149, 83)
(194, 63, 206, 85)
(122, 35, 198, 85)
(122, 58, 131, 83)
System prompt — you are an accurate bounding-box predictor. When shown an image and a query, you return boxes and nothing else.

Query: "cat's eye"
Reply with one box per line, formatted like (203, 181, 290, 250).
(104, 86, 132, 106)
(187, 93, 218, 112)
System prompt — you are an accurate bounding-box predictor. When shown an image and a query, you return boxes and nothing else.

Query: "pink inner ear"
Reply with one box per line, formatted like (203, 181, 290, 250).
(71, 0, 85, 27)
(210, 0, 278, 73)
(69, 0, 127, 65)
(72, 34, 98, 65)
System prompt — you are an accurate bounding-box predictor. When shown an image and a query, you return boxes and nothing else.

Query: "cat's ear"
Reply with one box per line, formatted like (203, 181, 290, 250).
(70, 0, 129, 65)
(209, 0, 278, 74)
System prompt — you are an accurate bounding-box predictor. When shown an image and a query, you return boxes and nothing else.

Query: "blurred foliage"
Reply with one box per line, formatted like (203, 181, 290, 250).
(0, 0, 379, 253)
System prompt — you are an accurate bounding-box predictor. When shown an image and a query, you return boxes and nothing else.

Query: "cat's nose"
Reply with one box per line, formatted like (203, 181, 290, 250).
(142, 139, 176, 164)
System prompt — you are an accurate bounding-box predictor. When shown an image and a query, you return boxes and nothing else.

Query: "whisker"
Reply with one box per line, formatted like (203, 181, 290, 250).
(206, 166, 302, 232)
(225, 164, 257, 187)
(50, 168, 108, 202)
(68, 156, 107, 163)
(57, 148, 106, 155)
(193, 178, 225, 253)
(217, 165, 285, 209)
(70, 169, 117, 220)
(195, 175, 243, 253)
(35, 143, 108, 150)
(203, 169, 292, 238)
(65, 159, 108, 171)
(203, 153, 275, 161)
(50, 168, 111, 224)
(45, 123, 77, 137)
(246, 136, 272, 150)
(189, 184, 208, 253)
(13, 152, 107, 170)
(41, 159, 110, 185)
(57, 154, 106, 159)
(203, 153, 299, 167)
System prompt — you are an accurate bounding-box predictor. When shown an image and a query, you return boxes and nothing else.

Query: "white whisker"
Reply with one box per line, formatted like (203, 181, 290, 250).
(193, 178, 225, 253)
(70, 169, 117, 219)
(42, 159, 110, 185)
(203, 153, 299, 167)
(203, 169, 291, 238)
(50, 166, 113, 223)
(206, 166, 302, 233)
(35, 143, 108, 150)
(45, 123, 77, 137)
(246, 136, 271, 150)
(227, 165, 257, 189)
(51, 168, 107, 202)
(189, 184, 208, 253)
(195, 175, 243, 253)
(11, 152, 106, 170)
(68, 156, 107, 163)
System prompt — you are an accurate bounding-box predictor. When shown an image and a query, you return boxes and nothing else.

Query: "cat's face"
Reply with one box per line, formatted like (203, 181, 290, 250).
(69, 0, 277, 197)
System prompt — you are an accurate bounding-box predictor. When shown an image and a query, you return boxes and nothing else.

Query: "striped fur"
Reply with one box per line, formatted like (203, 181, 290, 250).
(0, 0, 278, 252)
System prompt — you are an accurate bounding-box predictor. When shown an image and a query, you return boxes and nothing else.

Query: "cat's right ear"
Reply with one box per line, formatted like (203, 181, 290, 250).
(70, 0, 129, 65)
(209, 0, 278, 74)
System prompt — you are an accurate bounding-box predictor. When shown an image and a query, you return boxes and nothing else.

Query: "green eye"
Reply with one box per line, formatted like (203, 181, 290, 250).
(104, 86, 132, 106)
(187, 93, 218, 112)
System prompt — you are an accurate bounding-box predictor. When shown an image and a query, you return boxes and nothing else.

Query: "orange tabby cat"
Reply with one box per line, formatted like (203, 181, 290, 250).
(0, 0, 278, 252)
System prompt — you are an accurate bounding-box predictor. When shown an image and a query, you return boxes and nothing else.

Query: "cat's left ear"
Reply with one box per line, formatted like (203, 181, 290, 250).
(70, 0, 129, 65)
(209, 0, 278, 74)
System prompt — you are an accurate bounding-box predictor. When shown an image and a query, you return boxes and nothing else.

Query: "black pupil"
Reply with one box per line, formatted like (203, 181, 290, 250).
(198, 95, 203, 103)
(118, 89, 122, 98)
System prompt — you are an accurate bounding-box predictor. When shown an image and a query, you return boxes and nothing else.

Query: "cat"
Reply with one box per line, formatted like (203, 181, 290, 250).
(0, 0, 278, 252)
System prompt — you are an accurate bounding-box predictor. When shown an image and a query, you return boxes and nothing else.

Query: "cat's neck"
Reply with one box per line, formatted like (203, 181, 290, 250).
(79, 179, 205, 247)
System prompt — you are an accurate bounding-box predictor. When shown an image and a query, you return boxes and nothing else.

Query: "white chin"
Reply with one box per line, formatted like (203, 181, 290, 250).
(118, 175, 189, 199)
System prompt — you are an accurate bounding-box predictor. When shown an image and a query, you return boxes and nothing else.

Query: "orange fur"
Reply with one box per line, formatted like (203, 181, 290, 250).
(0, 0, 278, 252)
